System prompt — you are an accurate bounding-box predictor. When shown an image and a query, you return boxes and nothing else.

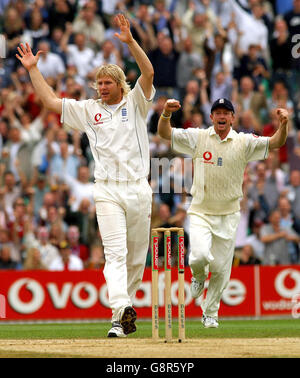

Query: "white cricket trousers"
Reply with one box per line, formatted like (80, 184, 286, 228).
(93, 178, 152, 322)
(188, 211, 240, 319)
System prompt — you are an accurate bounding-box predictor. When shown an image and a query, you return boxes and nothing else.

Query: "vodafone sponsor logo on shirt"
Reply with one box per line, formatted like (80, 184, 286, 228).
(203, 151, 212, 160)
(203, 151, 213, 163)
(93, 113, 103, 125)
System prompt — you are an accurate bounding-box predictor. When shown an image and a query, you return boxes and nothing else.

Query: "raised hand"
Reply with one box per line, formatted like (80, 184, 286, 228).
(114, 14, 134, 44)
(269, 107, 289, 150)
(277, 108, 289, 127)
(164, 99, 181, 114)
(16, 43, 42, 71)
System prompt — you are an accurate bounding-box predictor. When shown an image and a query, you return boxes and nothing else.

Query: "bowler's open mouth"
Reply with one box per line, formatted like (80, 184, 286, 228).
(218, 121, 226, 125)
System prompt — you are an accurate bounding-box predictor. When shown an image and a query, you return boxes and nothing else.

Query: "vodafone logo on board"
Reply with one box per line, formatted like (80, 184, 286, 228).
(274, 268, 300, 298)
(2, 266, 300, 319)
(7, 278, 110, 314)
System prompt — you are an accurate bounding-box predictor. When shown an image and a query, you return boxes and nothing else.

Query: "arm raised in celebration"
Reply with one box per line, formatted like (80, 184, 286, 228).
(114, 14, 154, 99)
(16, 43, 62, 114)
(269, 108, 289, 150)
(157, 99, 181, 140)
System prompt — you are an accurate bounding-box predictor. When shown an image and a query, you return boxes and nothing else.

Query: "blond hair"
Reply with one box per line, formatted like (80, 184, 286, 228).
(93, 64, 131, 98)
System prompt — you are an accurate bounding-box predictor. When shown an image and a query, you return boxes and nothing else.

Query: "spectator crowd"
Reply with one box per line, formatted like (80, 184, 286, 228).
(0, 0, 300, 271)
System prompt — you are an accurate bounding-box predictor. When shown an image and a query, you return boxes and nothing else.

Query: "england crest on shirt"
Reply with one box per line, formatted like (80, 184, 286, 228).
(121, 107, 128, 122)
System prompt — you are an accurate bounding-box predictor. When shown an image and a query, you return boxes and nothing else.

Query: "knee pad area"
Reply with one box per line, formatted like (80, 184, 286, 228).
(189, 248, 213, 268)
(104, 249, 127, 264)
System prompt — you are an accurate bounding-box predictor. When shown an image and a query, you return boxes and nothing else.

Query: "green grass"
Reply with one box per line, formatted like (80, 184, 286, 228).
(0, 319, 299, 340)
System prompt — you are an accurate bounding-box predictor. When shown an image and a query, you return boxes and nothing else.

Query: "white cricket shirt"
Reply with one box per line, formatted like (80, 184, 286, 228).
(172, 126, 269, 215)
(61, 80, 155, 181)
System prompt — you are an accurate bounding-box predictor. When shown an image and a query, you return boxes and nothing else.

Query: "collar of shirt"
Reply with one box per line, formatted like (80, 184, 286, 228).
(97, 97, 127, 112)
(209, 126, 236, 142)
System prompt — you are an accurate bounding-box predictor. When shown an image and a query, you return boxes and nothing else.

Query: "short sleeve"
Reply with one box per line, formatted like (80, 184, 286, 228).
(129, 79, 155, 118)
(171, 128, 200, 156)
(244, 133, 269, 162)
(60, 98, 89, 132)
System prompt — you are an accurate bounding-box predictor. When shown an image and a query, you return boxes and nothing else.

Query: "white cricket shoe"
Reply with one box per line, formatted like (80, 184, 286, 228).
(202, 315, 219, 328)
(107, 322, 127, 338)
(190, 277, 205, 299)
